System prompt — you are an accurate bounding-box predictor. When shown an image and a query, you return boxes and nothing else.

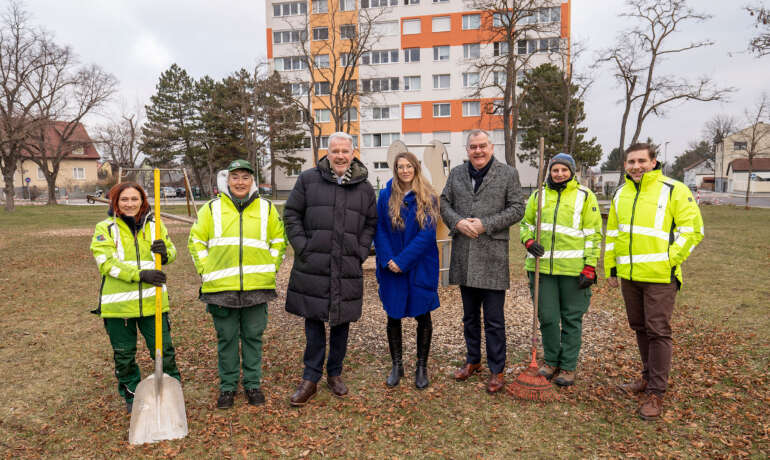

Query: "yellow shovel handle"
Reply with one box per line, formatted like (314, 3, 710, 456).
(153, 169, 163, 359)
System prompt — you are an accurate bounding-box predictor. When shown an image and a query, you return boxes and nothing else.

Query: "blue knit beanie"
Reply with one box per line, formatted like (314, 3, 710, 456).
(548, 153, 576, 175)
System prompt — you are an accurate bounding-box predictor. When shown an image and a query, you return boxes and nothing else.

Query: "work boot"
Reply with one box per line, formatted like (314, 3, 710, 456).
(125, 400, 133, 414)
(553, 370, 575, 387)
(289, 380, 317, 407)
(538, 363, 558, 381)
(414, 317, 432, 390)
(454, 363, 482, 381)
(618, 378, 648, 397)
(245, 388, 265, 406)
(327, 375, 348, 397)
(217, 390, 235, 409)
(638, 393, 663, 420)
(487, 373, 505, 393)
(386, 319, 404, 387)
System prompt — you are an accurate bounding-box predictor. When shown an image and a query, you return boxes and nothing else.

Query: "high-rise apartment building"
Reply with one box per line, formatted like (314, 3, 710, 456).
(266, 0, 571, 191)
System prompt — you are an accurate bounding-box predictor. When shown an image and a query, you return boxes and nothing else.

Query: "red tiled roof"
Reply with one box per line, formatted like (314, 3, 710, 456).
(21, 121, 100, 159)
(727, 157, 770, 172)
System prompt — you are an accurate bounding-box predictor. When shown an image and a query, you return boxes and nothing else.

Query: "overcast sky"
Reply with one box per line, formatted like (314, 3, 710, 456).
(18, 0, 770, 164)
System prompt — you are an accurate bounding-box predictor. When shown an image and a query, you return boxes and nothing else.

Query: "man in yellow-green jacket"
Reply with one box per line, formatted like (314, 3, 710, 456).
(606, 143, 704, 421)
(521, 153, 602, 387)
(189, 159, 286, 409)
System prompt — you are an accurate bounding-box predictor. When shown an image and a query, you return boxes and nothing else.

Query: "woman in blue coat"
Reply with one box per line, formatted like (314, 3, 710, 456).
(375, 151, 440, 389)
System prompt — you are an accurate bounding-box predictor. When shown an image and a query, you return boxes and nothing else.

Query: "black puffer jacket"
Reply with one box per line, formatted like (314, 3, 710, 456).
(284, 156, 377, 326)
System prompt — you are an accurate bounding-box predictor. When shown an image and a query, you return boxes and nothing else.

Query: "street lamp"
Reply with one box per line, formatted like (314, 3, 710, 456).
(664, 141, 670, 174)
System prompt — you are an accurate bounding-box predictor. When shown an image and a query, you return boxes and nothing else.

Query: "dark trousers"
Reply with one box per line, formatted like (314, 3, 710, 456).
(208, 303, 268, 392)
(302, 318, 350, 383)
(620, 278, 677, 395)
(459, 285, 507, 374)
(103, 313, 181, 403)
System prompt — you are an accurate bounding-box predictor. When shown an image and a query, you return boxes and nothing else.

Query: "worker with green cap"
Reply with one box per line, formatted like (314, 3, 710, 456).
(189, 159, 286, 409)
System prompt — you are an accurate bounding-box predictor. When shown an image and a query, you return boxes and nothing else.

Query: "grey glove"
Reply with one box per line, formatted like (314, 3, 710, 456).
(139, 269, 167, 286)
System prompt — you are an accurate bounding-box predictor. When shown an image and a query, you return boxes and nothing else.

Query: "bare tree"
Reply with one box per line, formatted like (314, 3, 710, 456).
(600, 0, 732, 152)
(747, 4, 770, 56)
(275, 2, 386, 162)
(734, 95, 770, 209)
(95, 105, 144, 170)
(470, 0, 559, 166)
(702, 113, 736, 188)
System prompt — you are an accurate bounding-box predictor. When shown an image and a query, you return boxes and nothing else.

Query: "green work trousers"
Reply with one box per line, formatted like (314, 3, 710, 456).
(528, 272, 591, 371)
(103, 313, 181, 403)
(207, 303, 268, 392)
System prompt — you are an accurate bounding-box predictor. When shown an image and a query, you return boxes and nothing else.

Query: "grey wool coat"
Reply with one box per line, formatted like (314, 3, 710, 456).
(440, 158, 525, 290)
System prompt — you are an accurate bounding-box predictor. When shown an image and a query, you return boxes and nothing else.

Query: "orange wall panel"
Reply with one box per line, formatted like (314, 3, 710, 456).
(401, 98, 504, 134)
(266, 28, 273, 59)
(561, 1, 571, 39)
(400, 12, 497, 49)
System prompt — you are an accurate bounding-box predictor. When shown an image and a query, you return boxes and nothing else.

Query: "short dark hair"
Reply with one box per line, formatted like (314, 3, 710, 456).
(624, 143, 656, 160)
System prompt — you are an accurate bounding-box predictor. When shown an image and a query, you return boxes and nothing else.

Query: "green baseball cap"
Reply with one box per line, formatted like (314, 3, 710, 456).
(227, 159, 254, 173)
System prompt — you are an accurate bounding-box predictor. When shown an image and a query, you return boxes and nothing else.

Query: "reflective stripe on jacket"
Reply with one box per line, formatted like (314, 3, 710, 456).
(520, 177, 602, 276)
(604, 168, 704, 284)
(189, 193, 286, 293)
(90, 215, 177, 318)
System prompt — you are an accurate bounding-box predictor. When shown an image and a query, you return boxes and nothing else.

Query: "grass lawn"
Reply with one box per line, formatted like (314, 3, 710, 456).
(0, 203, 767, 458)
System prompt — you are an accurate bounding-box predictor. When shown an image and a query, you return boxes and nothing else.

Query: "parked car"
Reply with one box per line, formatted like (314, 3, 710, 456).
(160, 186, 176, 198)
(258, 184, 272, 195)
(175, 187, 186, 197)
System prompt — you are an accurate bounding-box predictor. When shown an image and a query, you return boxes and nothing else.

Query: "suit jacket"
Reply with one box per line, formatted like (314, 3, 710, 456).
(440, 158, 525, 290)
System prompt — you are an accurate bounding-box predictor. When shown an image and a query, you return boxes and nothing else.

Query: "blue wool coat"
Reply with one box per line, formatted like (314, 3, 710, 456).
(374, 180, 440, 319)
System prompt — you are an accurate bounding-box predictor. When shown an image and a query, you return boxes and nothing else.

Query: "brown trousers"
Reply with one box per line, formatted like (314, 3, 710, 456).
(620, 278, 678, 395)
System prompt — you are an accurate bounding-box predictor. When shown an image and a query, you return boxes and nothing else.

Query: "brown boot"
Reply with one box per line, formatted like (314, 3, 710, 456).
(638, 393, 663, 420)
(289, 380, 317, 407)
(454, 363, 481, 381)
(617, 378, 648, 397)
(487, 373, 505, 393)
(553, 370, 575, 387)
(327, 375, 348, 397)
(538, 363, 558, 381)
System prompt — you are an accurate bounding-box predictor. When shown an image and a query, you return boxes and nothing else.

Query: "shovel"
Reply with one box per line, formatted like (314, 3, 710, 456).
(128, 168, 188, 444)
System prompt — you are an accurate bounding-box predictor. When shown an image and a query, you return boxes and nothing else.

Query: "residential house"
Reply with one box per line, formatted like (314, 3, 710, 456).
(683, 158, 714, 190)
(715, 122, 770, 192)
(727, 157, 770, 194)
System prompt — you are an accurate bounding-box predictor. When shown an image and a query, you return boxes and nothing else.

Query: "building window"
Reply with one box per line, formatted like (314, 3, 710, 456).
(273, 2, 307, 17)
(340, 79, 357, 94)
(314, 54, 330, 68)
(313, 27, 329, 40)
(314, 81, 331, 95)
(432, 16, 451, 32)
(361, 77, 400, 92)
(404, 104, 422, 119)
(73, 167, 85, 180)
(290, 82, 309, 96)
(432, 0, 448, 3)
(371, 105, 399, 120)
(363, 133, 400, 147)
(432, 74, 450, 89)
(403, 0, 419, 4)
(312, 0, 328, 13)
(361, 0, 397, 7)
(733, 142, 747, 151)
(463, 43, 480, 59)
(433, 103, 451, 118)
(37, 167, 45, 179)
(339, 0, 356, 11)
(403, 18, 421, 35)
(276, 56, 308, 71)
(362, 49, 399, 65)
(462, 72, 479, 88)
(302, 137, 312, 148)
(462, 14, 481, 30)
(433, 131, 451, 143)
(315, 109, 331, 123)
(433, 45, 449, 61)
(362, 20, 399, 37)
(494, 41, 509, 56)
(462, 101, 480, 117)
(493, 12, 513, 27)
(539, 37, 560, 52)
(373, 161, 389, 170)
(273, 29, 307, 44)
(340, 24, 356, 39)
(403, 75, 421, 90)
(318, 136, 330, 149)
(404, 48, 420, 62)
(343, 107, 358, 122)
(287, 164, 302, 176)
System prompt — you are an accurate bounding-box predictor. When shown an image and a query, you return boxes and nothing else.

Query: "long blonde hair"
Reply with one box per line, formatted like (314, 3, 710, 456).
(388, 151, 439, 230)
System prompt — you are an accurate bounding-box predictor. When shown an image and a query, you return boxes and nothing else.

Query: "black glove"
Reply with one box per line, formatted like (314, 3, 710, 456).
(524, 239, 545, 258)
(139, 269, 167, 286)
(151, 239, 168, 265)
(577, 265, 597, 289)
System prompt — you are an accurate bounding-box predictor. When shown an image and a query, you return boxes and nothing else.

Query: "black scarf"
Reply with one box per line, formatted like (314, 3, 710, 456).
(119, 210, 148, 235)
(468, 156, 495, 192)
(546, 174, 571, 191)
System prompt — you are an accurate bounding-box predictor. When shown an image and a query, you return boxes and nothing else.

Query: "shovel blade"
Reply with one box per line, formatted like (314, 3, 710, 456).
(128, 373, 188, 445)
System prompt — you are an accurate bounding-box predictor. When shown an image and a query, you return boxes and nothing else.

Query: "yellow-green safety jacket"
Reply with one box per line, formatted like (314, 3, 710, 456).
(90, 214, 177, 318)
(604, 167, 704, 284)
(189, 192, 287, 293)
(520, 177, 603, 276)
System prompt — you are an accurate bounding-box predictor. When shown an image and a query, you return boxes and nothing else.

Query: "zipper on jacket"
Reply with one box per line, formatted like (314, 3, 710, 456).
(628, 181, 641, 281)
(239, 209, 244, 291)
(132, 233, 143, 317)
(549, 189, 562, 275)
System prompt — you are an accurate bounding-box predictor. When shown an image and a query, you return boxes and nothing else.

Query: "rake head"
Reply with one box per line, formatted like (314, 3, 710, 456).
(506, 349, 559, 402)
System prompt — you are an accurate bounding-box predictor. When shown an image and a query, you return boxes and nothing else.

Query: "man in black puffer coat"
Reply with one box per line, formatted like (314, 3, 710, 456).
(284, 132, 377, 406)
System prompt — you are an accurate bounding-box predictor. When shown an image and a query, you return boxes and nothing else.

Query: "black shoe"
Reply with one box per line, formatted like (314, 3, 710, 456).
(126, 400, 133, 414)
(415, 314, 432, 390)
(217, 391, 235, 409)
(386, 318, 404, 387)
(245, 388, 265, 406)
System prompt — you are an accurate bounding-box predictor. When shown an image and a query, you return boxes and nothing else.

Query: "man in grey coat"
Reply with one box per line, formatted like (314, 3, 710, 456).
(440, 129, 525, 393)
